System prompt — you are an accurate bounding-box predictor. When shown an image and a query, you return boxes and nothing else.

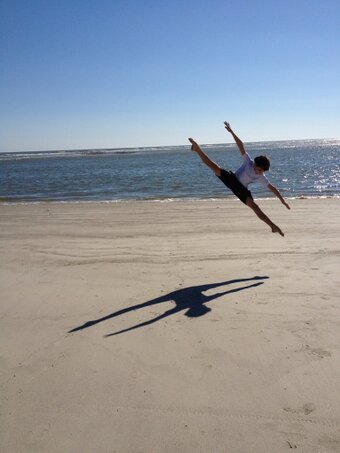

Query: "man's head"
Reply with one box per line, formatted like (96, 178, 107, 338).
(254, 155, 270, 174)
(185, 305, 211, 317)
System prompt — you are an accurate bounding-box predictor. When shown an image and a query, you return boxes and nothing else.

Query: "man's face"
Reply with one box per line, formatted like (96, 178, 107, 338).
(254, 165, 265, 175)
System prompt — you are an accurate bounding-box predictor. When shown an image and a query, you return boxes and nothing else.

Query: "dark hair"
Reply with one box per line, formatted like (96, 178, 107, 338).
(254, 155, 270, 171)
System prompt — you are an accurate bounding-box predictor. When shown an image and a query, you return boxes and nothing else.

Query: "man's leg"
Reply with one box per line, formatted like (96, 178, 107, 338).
(188, 138, 221, 176)
(246, 198, 284, 236)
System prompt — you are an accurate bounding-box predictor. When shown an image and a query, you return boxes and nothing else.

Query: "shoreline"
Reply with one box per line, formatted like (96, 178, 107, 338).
(0, 194, 339, 205)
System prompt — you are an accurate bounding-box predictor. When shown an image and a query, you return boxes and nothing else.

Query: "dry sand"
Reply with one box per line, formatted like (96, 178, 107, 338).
(1, 199, 339, 452)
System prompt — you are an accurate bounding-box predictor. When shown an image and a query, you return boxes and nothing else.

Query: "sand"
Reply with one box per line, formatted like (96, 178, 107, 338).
(1, 198, 339, 452)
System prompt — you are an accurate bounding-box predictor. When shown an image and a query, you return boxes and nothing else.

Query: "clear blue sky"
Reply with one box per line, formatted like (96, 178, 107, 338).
(1, 0, 339, 151)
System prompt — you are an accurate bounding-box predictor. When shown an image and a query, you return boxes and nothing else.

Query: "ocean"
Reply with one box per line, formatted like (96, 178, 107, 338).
(0, 139, 339, 203)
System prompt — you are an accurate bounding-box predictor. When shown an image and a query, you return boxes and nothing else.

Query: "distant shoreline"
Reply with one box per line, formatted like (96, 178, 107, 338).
(1, 137, 339, 156)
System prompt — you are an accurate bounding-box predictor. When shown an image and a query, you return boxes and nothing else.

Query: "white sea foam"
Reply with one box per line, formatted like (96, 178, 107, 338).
(0, 194, 340, 206)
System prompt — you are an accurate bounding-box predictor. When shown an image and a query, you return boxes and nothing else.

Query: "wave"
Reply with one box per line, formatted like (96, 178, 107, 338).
(1, 138, 338, 161)
(0, 149, 142, 161)
(1, 194, 338, 206)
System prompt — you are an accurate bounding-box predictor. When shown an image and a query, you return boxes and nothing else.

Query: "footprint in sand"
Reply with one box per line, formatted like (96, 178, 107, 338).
(283, 402, 316, 416)
(305, 345, 331, 359)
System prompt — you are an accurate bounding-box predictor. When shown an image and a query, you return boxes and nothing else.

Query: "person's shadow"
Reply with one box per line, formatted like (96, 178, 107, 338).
(68, 276, 269, 337)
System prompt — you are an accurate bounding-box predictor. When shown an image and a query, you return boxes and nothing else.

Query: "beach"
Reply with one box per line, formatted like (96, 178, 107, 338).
(1, 198, 340, 452)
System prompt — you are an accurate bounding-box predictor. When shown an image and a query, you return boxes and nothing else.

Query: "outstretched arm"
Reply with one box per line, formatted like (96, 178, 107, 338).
(224, 122, 246, 156)
(267, 183, 291, 209)
(68, 294, 169, 333)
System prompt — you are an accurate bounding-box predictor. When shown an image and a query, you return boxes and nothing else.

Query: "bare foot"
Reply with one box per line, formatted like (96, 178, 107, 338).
(272, 225, 284, 237)
(188, 138, 200, 152)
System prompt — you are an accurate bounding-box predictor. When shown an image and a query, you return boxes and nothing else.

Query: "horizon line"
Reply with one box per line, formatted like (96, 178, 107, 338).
(1, 137, 339, 154)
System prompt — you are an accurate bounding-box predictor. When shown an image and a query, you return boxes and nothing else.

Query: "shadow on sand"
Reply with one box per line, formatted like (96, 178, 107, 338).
(68, 276, 269, 336)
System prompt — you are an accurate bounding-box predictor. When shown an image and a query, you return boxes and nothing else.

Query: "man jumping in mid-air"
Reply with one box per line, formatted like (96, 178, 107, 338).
(189, 122, 290, 236)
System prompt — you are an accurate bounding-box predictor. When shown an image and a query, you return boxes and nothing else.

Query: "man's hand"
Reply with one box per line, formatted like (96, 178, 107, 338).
(224, 121, 245, 155)
(188, 137, 200, 153)
(282, 200, 291, 210)
(224, 121, 232, 132)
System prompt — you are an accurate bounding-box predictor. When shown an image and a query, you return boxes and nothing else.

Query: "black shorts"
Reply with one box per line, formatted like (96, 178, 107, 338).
(217, 169, 253, 204)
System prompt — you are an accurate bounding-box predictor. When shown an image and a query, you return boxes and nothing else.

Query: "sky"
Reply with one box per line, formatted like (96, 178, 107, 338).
(0, 0, 339, 152)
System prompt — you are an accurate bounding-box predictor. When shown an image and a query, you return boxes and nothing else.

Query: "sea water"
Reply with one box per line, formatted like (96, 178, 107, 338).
(0, 139, 339, 203)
